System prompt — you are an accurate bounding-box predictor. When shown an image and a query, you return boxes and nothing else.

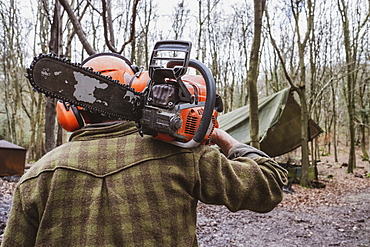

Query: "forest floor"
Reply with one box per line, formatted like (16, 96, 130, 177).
(0, 145, 369, 246)
(197, 146, 370, 246)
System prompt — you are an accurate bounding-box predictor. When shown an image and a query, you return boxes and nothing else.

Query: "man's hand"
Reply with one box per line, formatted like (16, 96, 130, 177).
(211, 128, 241, 156)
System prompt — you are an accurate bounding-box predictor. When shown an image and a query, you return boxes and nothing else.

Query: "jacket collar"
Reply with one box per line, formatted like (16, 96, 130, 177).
(69, 121, 138, 141)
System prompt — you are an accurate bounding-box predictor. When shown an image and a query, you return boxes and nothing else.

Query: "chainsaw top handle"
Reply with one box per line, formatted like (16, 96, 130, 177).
(167, 59, 217, 148)
(149, 40, 191, 79)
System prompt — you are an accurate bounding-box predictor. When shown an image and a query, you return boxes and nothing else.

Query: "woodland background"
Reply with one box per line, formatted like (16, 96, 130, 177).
(0, 0, 369, 186)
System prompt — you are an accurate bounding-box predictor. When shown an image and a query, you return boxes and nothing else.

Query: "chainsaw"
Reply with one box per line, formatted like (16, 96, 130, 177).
(27, 40, 223, 148)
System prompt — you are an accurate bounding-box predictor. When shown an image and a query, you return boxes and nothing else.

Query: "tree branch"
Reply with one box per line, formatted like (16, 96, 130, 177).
(265, 9, 297, 90)
(102, 0, 117, 52)
(64, 1, 90, 57)
(58, 0, 96, 55)
(117, 0, 140, 54)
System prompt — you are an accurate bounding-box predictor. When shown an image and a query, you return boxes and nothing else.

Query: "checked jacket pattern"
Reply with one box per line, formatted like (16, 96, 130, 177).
(1, 122, 287, 247)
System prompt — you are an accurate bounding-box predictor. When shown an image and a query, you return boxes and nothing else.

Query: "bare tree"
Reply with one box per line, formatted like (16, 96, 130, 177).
(136, 0, 157, 67)
(59, 0, 96, 55)
(171, 0, 189, 40)
(0, 0, 48, 163)
(0, 0, 27, 146)
(337, 0, 370, 172)
(358, 77, 369, 161)
(266, 0, 314, 187)
(195, 0, 220, 63)
(59, 0, 141, 58)
(247, 0, 266, 149)
(44, 0, 63, 153)
(63, 0, 90, 58)
(29, 0, 53, 159)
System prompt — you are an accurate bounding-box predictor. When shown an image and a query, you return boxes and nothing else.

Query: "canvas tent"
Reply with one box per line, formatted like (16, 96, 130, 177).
(218, 88, 322, 157)
(0, 140, 26, 176)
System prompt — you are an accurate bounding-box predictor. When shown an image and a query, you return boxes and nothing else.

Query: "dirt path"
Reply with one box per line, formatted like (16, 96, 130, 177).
(197, 161, 370, 247)
(197, 188, 370, 246)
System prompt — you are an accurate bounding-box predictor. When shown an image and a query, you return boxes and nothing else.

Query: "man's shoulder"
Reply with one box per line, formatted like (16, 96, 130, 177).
(19, 142, 75, 183)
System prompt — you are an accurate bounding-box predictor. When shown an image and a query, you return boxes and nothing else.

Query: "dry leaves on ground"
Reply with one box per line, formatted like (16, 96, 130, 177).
(279, 161, 370, 210)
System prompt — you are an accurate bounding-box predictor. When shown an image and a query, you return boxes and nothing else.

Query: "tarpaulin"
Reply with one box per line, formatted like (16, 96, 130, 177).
(218, 88, 322, 157)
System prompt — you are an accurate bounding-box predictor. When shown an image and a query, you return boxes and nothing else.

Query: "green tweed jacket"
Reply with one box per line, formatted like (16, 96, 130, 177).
(1, 122, 287, 247)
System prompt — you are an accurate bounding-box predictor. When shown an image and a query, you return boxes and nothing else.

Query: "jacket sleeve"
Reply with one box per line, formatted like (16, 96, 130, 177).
(1, 186, 38, 247)
(194, 144, 288, 213)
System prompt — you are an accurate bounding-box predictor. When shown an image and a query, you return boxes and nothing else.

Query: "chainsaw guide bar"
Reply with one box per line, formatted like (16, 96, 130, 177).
(27, 54, 145, 121)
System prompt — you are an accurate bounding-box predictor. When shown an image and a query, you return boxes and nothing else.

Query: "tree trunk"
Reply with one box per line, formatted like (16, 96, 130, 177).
(44, 98, 57, 153)
(196, 0, 203, 62)
(338, 0, 357, 173)
(331, 83, 339, 162)
(358, 76, 369, 161)
(297, 87, 310, 187)
(267, 0, 313, 186)
(102, 0, 116, 52)
(44, 0, 62, 153)
(247, 0, 265, 149)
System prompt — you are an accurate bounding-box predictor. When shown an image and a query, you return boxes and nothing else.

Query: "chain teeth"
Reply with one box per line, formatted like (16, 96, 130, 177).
(26, 53, 143, 122)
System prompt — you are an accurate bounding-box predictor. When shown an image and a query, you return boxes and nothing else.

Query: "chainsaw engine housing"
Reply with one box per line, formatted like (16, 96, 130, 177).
(140, 96, 219, 144)
(137, 41, 222, 147)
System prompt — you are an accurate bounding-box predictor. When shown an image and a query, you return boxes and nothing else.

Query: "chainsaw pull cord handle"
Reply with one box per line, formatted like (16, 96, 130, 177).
(167, 59, 216, 148)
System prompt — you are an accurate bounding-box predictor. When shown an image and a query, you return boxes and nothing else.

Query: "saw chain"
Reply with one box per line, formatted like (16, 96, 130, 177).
(27, 53, 145, 121)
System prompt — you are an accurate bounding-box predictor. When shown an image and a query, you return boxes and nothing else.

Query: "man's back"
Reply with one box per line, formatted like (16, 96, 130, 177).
(1, 122, 287, 246)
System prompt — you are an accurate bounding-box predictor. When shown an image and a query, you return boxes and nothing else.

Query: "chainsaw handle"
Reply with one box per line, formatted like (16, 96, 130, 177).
(168, 59, 216, 148)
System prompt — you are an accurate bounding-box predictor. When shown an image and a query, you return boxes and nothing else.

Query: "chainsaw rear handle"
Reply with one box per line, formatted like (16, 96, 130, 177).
(167, 59, 216, 148)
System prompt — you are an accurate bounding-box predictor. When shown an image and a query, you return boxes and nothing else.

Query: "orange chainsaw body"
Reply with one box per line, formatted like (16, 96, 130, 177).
(131, 73, 219, 144)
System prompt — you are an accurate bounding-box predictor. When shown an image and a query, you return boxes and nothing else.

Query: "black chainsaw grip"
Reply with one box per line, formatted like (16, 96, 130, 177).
(168, 59, 216, 144)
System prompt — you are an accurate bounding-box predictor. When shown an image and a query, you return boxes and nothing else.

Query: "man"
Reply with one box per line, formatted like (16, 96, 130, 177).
(1, 54, 287, 246)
